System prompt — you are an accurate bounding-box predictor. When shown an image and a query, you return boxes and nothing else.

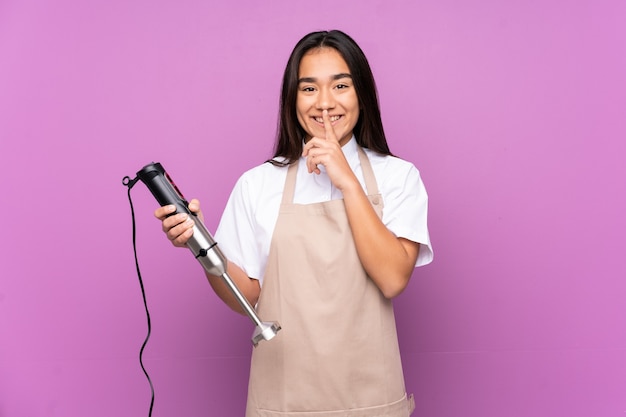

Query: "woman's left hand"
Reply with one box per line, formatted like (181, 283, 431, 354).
(302, 110, 359, 192)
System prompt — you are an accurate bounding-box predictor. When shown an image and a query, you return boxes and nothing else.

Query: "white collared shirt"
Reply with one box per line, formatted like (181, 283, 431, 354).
(214, 137, 433, 285)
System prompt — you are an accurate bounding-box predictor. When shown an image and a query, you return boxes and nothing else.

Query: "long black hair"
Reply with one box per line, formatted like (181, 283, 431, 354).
(269, 30, 392, 166)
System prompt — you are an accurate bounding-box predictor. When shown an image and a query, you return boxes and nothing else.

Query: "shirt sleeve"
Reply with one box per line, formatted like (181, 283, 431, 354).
(380, 159, 434, 267)
(213, 172, 265, 281)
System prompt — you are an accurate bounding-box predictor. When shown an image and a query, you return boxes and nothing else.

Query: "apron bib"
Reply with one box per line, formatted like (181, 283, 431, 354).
(246, 147, 414, 417)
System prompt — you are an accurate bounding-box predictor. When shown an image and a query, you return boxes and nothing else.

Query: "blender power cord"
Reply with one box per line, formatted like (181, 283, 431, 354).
(123, 175, 155, 417)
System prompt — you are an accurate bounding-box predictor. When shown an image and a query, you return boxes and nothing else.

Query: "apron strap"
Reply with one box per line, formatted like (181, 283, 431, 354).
(282, 162, 298, 205)
(357, 146, 380, 197)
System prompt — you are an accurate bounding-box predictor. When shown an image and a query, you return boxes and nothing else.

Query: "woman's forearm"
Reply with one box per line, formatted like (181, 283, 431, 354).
(206, 260, 261, 315)
(342, 184, 420, 299)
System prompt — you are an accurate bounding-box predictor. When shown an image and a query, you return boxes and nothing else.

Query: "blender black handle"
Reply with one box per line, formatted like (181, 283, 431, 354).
(136, 162, 191, 217)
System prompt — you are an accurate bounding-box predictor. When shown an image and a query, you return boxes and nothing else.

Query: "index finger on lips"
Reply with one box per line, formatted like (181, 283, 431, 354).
(322, 109, 338, 142)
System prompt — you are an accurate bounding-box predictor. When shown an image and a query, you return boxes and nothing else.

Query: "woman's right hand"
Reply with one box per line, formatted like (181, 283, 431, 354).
(155, 199, 261, 313)
(154, 198, 204, 247)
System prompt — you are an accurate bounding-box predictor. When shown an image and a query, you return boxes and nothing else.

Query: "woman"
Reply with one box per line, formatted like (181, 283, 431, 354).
(156, 30, 433, 417)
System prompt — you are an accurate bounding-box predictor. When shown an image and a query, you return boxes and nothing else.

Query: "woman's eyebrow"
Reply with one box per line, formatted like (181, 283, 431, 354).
(298, 73, 353, 84)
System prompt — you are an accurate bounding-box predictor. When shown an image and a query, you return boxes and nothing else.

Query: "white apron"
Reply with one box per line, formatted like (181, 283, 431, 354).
(245, 147, 414, 416)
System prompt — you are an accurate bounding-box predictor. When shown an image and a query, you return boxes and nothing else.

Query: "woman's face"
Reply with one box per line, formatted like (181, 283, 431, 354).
(296, 47, 360, 146)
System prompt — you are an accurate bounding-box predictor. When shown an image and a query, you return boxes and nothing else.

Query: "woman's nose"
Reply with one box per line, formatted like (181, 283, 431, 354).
(315, 87, 335, 110)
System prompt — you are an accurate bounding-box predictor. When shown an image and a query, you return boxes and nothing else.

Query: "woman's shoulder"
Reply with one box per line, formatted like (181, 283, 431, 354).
(239, 159, 289, 179)
(233, 159, 289, 195)
(363, 148, 421, 179)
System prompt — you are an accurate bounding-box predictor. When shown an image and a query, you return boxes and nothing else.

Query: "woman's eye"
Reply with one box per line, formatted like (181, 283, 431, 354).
(336, 84, 349, 89)
(301, 86, 315, 92)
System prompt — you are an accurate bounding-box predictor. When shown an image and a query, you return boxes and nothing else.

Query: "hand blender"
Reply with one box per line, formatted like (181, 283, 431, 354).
(135, 162, 281, 346)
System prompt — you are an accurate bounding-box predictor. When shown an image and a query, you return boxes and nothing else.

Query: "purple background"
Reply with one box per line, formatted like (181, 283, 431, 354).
(1, 1, 625, 416)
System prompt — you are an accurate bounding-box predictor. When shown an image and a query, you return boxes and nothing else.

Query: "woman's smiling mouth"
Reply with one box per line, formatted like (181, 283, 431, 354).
(314, 115, 342, 124)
